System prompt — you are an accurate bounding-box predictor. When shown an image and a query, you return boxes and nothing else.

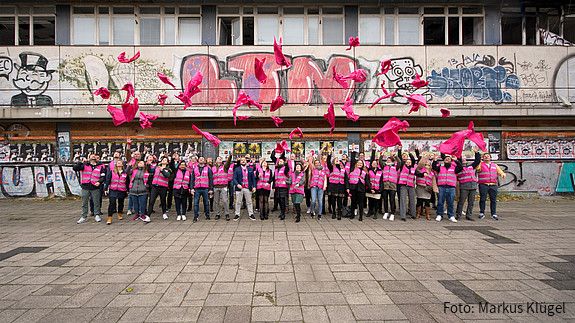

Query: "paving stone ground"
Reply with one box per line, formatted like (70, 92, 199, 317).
(0, 197, 574, 322)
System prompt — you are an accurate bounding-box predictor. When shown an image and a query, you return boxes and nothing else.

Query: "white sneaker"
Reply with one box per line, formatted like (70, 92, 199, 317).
(94, 215, 102, 222)
(479, 213, 485, 219)
(142, 215, 151, 223)
(182, 215, 187, 221)
(127, 210, 132, 216)
(389, 214, 394, 221)
(306, 207, 311, 214)
(449, 217, 458, 223)
(435, 215, 442, 222)
(492, 214, 499, 221)
(77, 217, 87, 224)
(176, 215, 182, 221)
(383, 213, 389, 220)
(162, 213, 168, 220)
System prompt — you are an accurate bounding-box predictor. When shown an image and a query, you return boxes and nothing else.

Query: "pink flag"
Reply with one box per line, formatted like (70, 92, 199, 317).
(275, 140, 291, 154)
(440, 108, 451, 118)
(157, 72, 176, 89)
(332, 66, 349, 89)
(273, 37, 292, 68)
(369, 82, 397, 108)
(406, 93, 428, 114)
(158, 93, 168, 106)
(376, 59, 392, 76)
(192, 124, 221, 147)
(107, 105, 127, 126)
(270, 95, 285, 112)
(234, 91, 263, 111)
(237, 115, 250, 121)
(372, 117, 410, 148)
(139, 112, 158, 129)
(289, 127, 303, 139)
(341, 98, 359, 122)
(121, 97, 139, 122)
(176, 71, 203, 109)
(117, 51, 140, 63)
(411, 74, 429, 88)
(346, 36, 360, 50)
(254, 58, 267, 84)
(342, 69, 368, 83)
(271, 116, 283, 127)
(121, 83, 135, 104)
(439, 121, 486, 158)
(323, 102, 336, 133)
(93, 87, 110, 99)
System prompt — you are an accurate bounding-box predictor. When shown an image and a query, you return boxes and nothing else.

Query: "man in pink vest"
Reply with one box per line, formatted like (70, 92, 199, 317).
(73, 153, 106, 223)
(432, 153, 463, 222)
(212, 154, 233, 221)
(456, 150, 481, 221)
(477, 152, 506, 220)
(190, 156, 214, 222)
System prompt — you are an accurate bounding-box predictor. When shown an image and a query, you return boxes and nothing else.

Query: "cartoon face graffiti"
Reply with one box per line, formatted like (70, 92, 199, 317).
(384, 57, 431, 104)
(11, 52, 54, 107)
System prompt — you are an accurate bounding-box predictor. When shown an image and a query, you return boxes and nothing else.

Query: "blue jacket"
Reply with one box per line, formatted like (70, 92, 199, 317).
(232, 165, 256, 191)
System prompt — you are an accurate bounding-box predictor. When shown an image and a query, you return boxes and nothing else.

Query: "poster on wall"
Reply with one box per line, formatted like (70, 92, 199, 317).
(305, 141, 320, 157)
(56, 131, 71, 163)
(487, 132, 501, 160)
(291, 141, 304, 158)
(262, 142, 276, 159)
(247, 142, 262, 158)
(233, 142, 248, 158)
(506, 138, 575, 160)
(348, 143, 360, 154)
(319, 141, 334, 155)
(334, 141, 348, 157)
(0, 143, 55, 163)
(0, 143, 11, 162)
(219, 141, 233, 159)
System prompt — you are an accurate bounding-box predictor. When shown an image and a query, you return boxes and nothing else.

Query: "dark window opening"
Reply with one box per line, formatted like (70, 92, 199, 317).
(501, 16, 522, 44)
(424, 17, 445, 45)
(18, 16, 29, 45)
(0, 17, 15, 45)
(448, 17, 459, 45)
(33, 16, 55, 45)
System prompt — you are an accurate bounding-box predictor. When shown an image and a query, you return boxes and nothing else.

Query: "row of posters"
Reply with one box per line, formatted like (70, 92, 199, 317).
(363, 138, 492, 160)
(219, 141, 350, 159)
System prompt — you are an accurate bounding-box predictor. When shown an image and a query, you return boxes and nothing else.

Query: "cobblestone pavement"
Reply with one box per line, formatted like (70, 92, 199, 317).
(0, 198, 574, 322)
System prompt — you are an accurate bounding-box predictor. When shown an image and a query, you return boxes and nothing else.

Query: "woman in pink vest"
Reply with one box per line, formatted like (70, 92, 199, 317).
(381, 153, 399, 221)
(367, 157, 383, 219)
(288, 162, 306, 222)
(173, 161, 192, 221)
(326, 153, 345, 220)
(397, 148, 417, 221)
(308, 158, 327, 219)
(477, 152, 506, 220)
(415, 157, 435, 220)
(104, 160, 129, 225)
(346, 153, 369, 221)
(256, 159, 274, 220)
(147, 156, 172, 221)
(456, 150, 481, 221)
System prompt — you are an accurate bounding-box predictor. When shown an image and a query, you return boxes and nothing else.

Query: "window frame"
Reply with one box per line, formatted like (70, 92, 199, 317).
(358, 8, 383, 45)
(0, 6, 55, 46)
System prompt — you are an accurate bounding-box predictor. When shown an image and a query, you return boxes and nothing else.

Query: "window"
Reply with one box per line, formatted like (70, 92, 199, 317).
(424, 17, 445, 45)
(323, 16, 344, 45)
(0, 6, 55, 45)
(256, 15, 279, 45)
(398, 16, 420, 45)
(283, 16, 304, 44)
(217, 6, 254, 45)
(308, 13, 319, 45)
(140, 7, 161, 45)
(501, 10, 523, 45)
(178, 18, 201, 45)
(113, 16, 135, 45)
(359, 8, 382, 44)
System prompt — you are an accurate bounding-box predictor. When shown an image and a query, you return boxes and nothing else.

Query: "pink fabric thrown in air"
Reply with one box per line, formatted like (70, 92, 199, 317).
(346, 36, 360, 50)
(372, 117, 410, 148)
(342, 69, 368, 83)
(275, 140, 291, 154)
(107, 105, 127, 126)
(254, 57, 267, 84)
(323, 102, 336, 133)
(117, 51, 140, 63)
(158, 94, 168, 106)
(376, 59, 392, 76)
(341, 98, 359, 122)
(332, 66, 349, 89)
(94, 87, 110, 99)
(439, 121, 487, 158)
(411, 74, 429, 88)
(121, 97, 139, 122)
(157, 72, 176, 89)
(289, 127, 303, 139)
(406, 93, 428, 114)
(139, 112, 158, 129)
(271, 116, 283, 127)
(192, 124, 221, 147)
(121, 83, 135, 104)
(369, 82, 397, 109)
(273, 37, 292, 68)
(440, 108, 451, 118)
(237, 116, 250, 121)
(176, 71, 203, 109)
(270, 95, 285, 112)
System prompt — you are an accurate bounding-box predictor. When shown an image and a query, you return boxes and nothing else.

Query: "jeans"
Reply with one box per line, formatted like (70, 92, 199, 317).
(277, 188, 288, 218)
(479, 184, 498, 216)
(148, 186, 168, 216)
(456, 188, 477, 218)
(107, 196, 125, 216)
(234, 188, 254, 217)
(81, 188, 101, 218)
(399, 185, 416, 220)
(382, 189, 396, 214)
(174, 196, 188, 216)
(310, 187, 324, 215)
(194, 188, 210, 219)
(213, 187, 229, 216)
(437, 186, 456, 219)
(128, 195, 133, 213)
(129, 193, 147, 215)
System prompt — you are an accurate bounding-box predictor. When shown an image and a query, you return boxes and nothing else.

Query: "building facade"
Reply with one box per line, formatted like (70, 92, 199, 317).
(0, 0, 574, 197)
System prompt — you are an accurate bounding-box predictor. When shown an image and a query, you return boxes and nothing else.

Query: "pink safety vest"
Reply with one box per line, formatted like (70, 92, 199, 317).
(110, 171, 127, 192)
(194, 166, 209, 189)
(382, 165, 399, 184)
(328, 167, 345, 184)
(275, 166, 288, 188)
(212, 165, 228, 186)
(416, 169, 434, 187)
(289, 172, 305, 195)
(240, 166, 249, 187)
(151, 167, 170, 187)
(173, 169, 190, 189)
(457, 165, 478, 184)
(129, 169, 150, 189)
(257, 169, 272, 190)
(478, 162, 498, 184)
(398, 166, 415, 187)
(436, 164, 457, 187)
(348, 168, 366, 185)
(369, 169, 382, 190)
(310, 168, 326, 188)
(80, 164, 104, 185)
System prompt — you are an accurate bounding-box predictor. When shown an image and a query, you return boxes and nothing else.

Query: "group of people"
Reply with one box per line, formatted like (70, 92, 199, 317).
(74, 141, 505, 225)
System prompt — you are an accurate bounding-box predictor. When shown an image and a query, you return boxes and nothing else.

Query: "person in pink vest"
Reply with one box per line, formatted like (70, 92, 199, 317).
(415, 156, 435, 220)
(128, 160, 152, 222)
(307, 157, 327, 219)
(212, 154, 232, 221)
(456, 150, 481, 221)
(172, 160, 192, 221)
(381, 152, 399, 221)
(147, 156, 172, 221)
(186, 155, 198, 212)
(326, 153, 345, 220)
(232, 156, 257, 221)
(273, 157, 291, 220)
(476, 152, 506, 220)
(288, 162, 306, 222)
(256, 159, 274, 220)
(190, 156, 214, 222)
(340, 153, 351, 207)
(270, 151, 285, 212)
(104, 160, 129, 224)
(397, 147, 417, 221)
(432, 153, 463, 222)
(73, 153, 106, 224)
(367, 158, 383, 219)
(346, 152, 370, 221)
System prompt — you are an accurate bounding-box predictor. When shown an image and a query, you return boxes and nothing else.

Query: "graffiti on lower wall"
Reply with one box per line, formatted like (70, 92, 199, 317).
(498, 161, 575, 195)
(0, 165, 80, 198)
(506, 138, 575, 160)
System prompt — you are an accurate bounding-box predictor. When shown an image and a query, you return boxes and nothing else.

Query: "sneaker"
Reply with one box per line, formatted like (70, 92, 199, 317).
(448, 216, 458, 223)
(215, 214, 221, 220)
(465, 216, 474, 221)
(182, 215, 187, 221)
(479, 213, 485, 219)
(106, 216, 112, 225)
(389, 214, 394, 221)
(233, 215, 240, 221)
(142, 215, 151, 223)
(225, 214, 230, 221)
(249, 214, 256, 221)
(383, 213, 389, 220)
(176, 215, 182, 221)
(132, 213, 140, 221)
(127, 210, 132, 216)
(193, 217, 198, 223)
(492, 214, 499, 220)
(306, 207, 311, 214)
(435, 215, 442, 222)
(95, 215, 102, 222)
(401, 218, 406, 222)
(77, 216, 87, 224)
(162, 213, 168, 220)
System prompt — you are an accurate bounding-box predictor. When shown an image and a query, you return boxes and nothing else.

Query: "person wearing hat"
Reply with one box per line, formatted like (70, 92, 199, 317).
(11, 52, 54, 107)
(476, 152, 506, 220)
(432, 153, 463, 222)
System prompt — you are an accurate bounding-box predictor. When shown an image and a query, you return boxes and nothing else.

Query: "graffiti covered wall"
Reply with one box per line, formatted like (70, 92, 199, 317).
(0, 165, 80, 198)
